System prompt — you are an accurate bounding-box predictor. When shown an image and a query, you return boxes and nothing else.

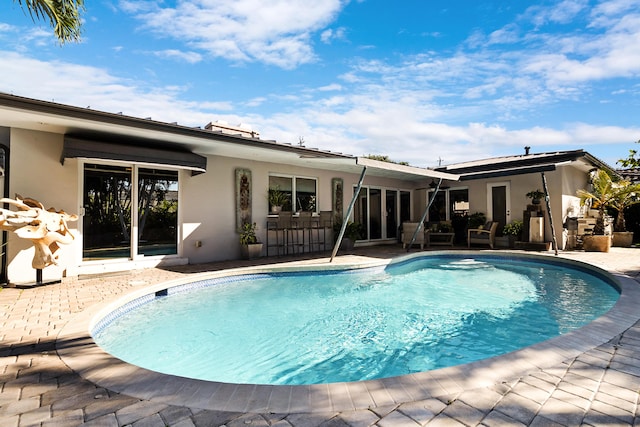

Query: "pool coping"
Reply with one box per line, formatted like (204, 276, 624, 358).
(56, 250, 640, 414)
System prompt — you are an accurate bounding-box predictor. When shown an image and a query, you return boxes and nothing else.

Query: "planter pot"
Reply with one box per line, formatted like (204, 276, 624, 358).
(612, 231, 634, 247)
(339, 237, 354, 251)
(495, 236, 509, 248)
(271, 206, 282, 213)
(241, 243, 263, 260)
(496, 236, 517, 248)
(582, 235, 611, 252)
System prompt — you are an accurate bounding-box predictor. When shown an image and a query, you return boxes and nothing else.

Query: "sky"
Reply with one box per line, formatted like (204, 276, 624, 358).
(1, 0, 640, 169)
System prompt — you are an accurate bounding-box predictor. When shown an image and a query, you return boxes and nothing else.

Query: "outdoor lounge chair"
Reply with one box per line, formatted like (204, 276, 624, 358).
(402, 222, 429, 250)
(467, 221, 498, 249)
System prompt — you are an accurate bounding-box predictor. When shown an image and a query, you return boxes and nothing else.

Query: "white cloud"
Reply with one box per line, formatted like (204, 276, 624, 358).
(527, 0, 589, 27)
(119, 0, 346, 69)
(321, 27, 346, 44)
(0, 51, 232, 125)
(153, 49, 203, 64)
(317, 83, 342, 92)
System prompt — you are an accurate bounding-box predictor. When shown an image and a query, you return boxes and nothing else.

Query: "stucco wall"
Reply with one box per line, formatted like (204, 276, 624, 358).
(7, 129, 79, 284)
(3, 127, 596, 282)
(5, 127, 423, 281)
(181, 157, 419, 263)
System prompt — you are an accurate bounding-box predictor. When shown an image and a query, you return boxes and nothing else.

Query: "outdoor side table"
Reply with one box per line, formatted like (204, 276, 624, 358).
(427, 232, 455, 246)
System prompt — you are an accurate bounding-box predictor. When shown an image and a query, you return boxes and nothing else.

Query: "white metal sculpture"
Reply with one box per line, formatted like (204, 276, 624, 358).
(0, 195, 78, 269)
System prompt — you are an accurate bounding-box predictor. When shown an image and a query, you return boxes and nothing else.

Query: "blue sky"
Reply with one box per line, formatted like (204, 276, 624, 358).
(1, 0, 639, 168)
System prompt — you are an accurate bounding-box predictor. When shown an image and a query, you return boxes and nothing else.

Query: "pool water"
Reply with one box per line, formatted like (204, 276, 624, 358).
(93, 255, 619, 385)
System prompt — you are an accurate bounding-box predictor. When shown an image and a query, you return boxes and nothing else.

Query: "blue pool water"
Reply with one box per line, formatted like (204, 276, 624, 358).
(93, 255, 619, 385)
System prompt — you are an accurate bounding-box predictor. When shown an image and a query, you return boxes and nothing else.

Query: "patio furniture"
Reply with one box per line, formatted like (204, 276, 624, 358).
(427, 232, 455, 246)
(294, 211, 313, 253)
(467, 221, 498, 249)
(266, 211, 294, 256)
(402, 222, 429, 250)
(313, 211, 333, 251)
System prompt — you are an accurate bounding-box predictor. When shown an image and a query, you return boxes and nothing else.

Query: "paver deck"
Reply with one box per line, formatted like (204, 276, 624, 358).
(1, 246, 639, 426)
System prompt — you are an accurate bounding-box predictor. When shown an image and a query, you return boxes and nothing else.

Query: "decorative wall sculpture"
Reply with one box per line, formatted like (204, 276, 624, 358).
(235, 168, 252, 231)
(332, 178, 343, 222)
(0, 195, 78, 269)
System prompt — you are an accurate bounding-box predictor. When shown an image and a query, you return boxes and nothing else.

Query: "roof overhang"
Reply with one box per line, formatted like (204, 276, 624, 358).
(440, 150, 619, 181)
(355, 157, 460, 182)
(458, 163, 558, 180)
(62, 137, 208, 175)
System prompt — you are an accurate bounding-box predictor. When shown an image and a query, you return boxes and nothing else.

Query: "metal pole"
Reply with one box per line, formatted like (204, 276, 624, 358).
(330, 166, 367, 262)
(541, 172, 559, 255)
(407, 178, 442, 251)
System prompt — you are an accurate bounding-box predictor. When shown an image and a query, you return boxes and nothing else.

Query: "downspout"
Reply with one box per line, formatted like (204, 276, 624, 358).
(541, 172, 559, 255)
(407, 178, 442, 251)
(330, 166, 367, 262)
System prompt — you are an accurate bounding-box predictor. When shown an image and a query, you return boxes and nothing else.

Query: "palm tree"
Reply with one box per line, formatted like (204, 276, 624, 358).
(578, 169, 640, 234)
(610, 179, 640, 232)
(577, 169, 617, 235)
(14, 0, 85, 43)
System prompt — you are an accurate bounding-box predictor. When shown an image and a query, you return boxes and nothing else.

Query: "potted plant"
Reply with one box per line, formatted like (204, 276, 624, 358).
(239, 222, 263, 259)
(526, 189, 545, 205)
(333, 220, 364, 251)
(609, 176, 640, 247)
(268, 186, 289, 213)
(502, 220, 523, 247)
(468, 212, 486, 229)
(577, 169, 614, 252)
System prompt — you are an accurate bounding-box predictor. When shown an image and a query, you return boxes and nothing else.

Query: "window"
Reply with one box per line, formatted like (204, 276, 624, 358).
(427, 188, 469, 222)
(268, 175, 317, 212)
(83, 163, 178, 260)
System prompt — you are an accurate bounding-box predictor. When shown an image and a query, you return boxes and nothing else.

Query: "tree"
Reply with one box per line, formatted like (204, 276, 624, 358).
(577, 169, 617, 235)
(365, 154, 410, 166)
(14, 0, 85, 43)
(618, 139, 640, 169)
(609, 178, 640, 232)
(577, 169, 640, 233)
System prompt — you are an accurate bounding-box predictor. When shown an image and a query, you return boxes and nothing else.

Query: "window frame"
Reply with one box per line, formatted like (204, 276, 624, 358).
(268, 173, 318, 212)
(79, 159, 181, 263)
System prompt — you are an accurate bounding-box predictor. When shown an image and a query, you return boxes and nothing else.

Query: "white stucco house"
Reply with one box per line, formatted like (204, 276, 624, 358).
(0, 93, 617, 285)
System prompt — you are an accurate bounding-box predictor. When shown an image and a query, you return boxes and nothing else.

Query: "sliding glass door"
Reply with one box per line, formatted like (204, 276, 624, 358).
(354, 186, 410, 241)
(83, 163, 178, 260)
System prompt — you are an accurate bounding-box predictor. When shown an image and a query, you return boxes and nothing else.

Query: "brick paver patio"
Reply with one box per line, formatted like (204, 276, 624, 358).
(1, 246, 639, 426)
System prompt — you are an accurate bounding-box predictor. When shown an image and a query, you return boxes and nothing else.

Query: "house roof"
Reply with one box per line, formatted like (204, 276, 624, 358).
(0, 92, 457, 183)
(435, 150, 618, 180)
(618, 168, 640, 183)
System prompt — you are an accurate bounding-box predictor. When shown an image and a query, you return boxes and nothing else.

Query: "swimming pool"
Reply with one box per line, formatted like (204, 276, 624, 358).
(92, 254, 619, 386)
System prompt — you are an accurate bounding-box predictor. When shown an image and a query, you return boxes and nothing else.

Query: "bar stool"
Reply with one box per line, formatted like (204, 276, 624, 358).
(295, 211, 313, 253)
(279, 212, 295, 255)
(318, 211, 333, 251)
(266, 212, 293, 256)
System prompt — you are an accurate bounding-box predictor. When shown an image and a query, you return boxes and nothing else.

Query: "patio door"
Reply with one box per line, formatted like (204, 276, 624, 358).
(353, 186, 386, 241)
(385, 190, 397, 239)
(82, 163, 179, 260)
(488, 182, 510, 235)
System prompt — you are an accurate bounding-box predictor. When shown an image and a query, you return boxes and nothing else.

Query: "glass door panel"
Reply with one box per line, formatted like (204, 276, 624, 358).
(386, 190, 398, 239)
(353, 187, 368, 240)
(138, 168, 178, 256)
(83, 164, 132, 259)
(400, 191, 411, 224)
(369, 188, 382, 239)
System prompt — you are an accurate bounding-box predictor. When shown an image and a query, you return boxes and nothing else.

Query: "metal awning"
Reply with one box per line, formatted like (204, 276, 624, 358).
(330, 158, 460, 261)
(354, 157, 460, 181)
(457, 164, 558, 180)
(61, 137, 207, 174)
